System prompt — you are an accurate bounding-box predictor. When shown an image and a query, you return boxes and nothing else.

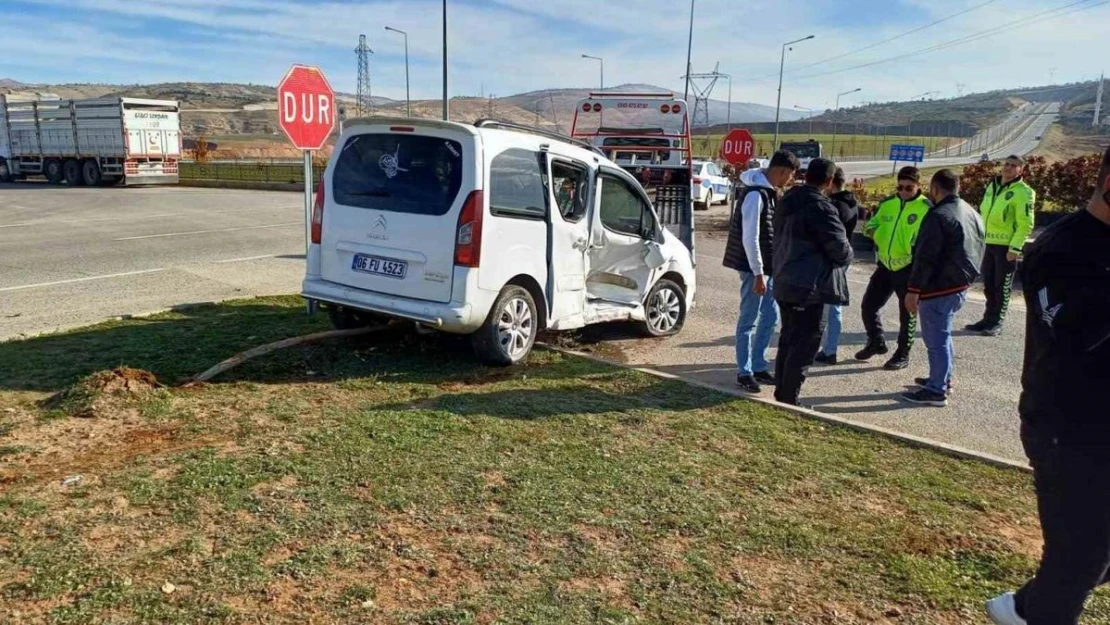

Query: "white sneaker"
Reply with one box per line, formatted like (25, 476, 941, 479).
(986, 592, 1028, 625)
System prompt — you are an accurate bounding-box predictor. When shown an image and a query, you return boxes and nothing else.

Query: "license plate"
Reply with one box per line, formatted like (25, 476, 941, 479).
(351, 254, 407, 279)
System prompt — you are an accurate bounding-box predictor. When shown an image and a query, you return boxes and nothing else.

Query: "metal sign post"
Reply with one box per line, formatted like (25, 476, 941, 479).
(303, 150, 312, 254)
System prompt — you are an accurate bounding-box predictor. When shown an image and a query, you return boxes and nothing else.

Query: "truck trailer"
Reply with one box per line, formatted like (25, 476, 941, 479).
(0, 95, 181, 186)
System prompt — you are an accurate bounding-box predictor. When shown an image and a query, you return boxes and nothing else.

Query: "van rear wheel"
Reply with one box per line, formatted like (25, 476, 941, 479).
(640, 279, 686, 337)
(472, 285, 537, 366)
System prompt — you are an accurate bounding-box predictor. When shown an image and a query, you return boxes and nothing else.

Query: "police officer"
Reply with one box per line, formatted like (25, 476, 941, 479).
(966, 154, 1036, 337)
(856, 166, 932, 370)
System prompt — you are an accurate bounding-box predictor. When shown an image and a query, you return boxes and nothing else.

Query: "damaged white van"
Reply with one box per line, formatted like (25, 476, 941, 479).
(301, 118, 697, 365)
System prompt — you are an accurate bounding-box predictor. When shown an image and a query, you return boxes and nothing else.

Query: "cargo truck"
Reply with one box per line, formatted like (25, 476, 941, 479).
(0, 95, 181, 185)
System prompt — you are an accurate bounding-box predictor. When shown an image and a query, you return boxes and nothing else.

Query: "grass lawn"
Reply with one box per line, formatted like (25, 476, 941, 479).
(1, 296, 1107, 624)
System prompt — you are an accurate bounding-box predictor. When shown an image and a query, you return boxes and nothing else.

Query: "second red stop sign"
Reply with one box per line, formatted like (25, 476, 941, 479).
(720, 128, 756, 167)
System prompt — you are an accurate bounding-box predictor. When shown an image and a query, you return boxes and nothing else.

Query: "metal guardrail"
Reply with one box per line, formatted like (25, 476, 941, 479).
(179, 160, 325, 184)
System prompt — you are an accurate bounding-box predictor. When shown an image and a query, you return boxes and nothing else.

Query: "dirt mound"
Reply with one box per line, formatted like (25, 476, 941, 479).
(45, 368, 161, 418)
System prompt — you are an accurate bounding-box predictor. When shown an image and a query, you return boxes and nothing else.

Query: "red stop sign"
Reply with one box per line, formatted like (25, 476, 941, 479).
(720, 128, 755, 166)
(277, 65, 336, 151)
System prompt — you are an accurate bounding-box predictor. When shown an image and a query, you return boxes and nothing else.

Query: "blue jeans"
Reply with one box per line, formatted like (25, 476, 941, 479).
(821, 304, 843, 356)
(735, 272, 779, 377)
(918, 291, 967, 395)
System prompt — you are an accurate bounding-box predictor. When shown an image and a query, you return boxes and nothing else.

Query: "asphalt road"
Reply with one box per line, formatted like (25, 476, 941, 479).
(607, 224, 1027, 462)
(0, 184, 305, 339)
(840, 102, 1059, 178)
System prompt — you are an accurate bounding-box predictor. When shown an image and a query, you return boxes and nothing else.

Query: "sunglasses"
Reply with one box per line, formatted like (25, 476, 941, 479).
(1004, 162, 1021, 168)
(897, 184, 917, 192)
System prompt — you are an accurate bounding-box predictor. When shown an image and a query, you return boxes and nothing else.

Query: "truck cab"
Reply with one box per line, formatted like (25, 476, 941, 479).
(779, 139, 822, 180)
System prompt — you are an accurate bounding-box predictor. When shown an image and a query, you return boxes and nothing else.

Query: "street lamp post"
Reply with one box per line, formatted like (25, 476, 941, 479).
(683, 0, 695, 103)
(831, 87, 861, 158)
(385, 26, 411, 117)
(442, 0, 448, 121)
(581, 54, 604, 90)
(725, 73, 732, 134)
(773, 35, 815, 149)
(794, 105, 814, 136)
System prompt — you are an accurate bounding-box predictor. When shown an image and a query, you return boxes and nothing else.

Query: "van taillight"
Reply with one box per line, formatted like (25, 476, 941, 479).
(454, 190, 484, 267)
(692, 177, 702, 184)
(310, 176, 325, 244)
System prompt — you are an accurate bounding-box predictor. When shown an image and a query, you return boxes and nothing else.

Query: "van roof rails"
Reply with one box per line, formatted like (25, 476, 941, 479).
(473, 119, 606, 158)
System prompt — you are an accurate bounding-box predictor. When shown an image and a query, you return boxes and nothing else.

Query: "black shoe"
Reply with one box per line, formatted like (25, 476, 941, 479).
(980, 324, 1003, 337)
(813, 352, 838, 365)
(965, 319, 990, 332)
(883, 352, 911, 371)
(855, 340, 889, 361)
(736, 375, 761, 393)
(900, 388, 948, 407)
(753, 370, 776, 385)
(914, 377, 954, 393)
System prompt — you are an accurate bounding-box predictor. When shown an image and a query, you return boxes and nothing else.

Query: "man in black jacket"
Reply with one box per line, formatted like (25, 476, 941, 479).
(771, 158, 853, 406)
(901, 169, 985, 407)
(985, 145, 1110, 625)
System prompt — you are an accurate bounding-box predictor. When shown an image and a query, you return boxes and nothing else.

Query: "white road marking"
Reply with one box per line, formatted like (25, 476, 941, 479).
(115, 222, 299, 241)
(211, 254, 280, 264)
(0, 268, 167, 293)
(0, 222, 33, 229)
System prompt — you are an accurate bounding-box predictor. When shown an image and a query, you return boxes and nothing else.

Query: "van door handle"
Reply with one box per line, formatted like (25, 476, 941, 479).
(572, 237, 588, 250)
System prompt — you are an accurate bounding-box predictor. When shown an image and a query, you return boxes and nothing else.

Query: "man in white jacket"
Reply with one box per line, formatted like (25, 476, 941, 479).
(722, 150, 800, 392)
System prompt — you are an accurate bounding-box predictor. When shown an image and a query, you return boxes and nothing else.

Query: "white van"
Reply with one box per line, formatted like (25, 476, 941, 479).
(302, 118, 697, 365)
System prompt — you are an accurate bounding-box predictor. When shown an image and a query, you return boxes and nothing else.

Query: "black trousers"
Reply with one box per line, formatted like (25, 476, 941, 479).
(1014, 423, 1110, 625)
(982, 244, 1018, 326)
(860, 264, 916, 355)
(774, 302, 825, 405)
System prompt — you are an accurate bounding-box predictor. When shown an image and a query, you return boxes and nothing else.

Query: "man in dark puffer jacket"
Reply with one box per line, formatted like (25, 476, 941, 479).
(771, 158, 854, 406)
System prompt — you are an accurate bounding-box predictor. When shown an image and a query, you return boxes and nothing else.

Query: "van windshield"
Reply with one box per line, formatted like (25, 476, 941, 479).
(333, 134, 464, 216)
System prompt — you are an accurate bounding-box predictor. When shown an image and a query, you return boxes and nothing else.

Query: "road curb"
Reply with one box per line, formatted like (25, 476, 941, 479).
(545, 344, 1031, 473)
(178, 179, 302, 192)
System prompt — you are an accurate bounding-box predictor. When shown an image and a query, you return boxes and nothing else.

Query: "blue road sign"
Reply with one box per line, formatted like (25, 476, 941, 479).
(889, 144, 925, 163)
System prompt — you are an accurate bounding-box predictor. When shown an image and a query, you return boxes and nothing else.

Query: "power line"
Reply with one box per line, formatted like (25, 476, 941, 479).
(738, 0, 1003, 82)
(787, 0, 1004, 76)
(788, 0, 1106, 82)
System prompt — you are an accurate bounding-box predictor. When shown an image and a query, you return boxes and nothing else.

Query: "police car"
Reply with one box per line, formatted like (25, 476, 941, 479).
(691, 160, 732, 209)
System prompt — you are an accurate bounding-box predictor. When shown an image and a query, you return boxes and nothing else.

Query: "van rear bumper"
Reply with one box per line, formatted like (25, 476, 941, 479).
(301, 277, 480, 334)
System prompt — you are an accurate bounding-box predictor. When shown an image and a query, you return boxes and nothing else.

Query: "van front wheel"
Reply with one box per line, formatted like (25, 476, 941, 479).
(640, 279, 686, 337)
(472, 285, 537, 366)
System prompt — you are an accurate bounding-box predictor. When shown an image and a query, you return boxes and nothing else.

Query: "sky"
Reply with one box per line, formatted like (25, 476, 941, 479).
(1, 0, 1107, 111)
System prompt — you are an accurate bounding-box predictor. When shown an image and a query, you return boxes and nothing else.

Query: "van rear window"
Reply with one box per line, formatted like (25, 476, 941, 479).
(333, 134, 464, 216)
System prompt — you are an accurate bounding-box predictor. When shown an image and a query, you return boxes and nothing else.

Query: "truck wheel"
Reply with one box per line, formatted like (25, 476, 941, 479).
(327, 305, 388, 330)
(471, 285, 537, 366)
(63, 159, 84, 186)
(0, 159, 11, 183)
(81, 160, 103, 186)
(640, 278, 686, 338)
(44, 160, 64, 184)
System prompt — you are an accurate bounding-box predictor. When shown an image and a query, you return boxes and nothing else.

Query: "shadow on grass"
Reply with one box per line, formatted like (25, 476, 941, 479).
(0, 296, 709, 402)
